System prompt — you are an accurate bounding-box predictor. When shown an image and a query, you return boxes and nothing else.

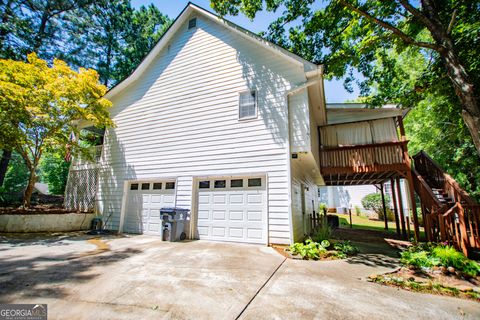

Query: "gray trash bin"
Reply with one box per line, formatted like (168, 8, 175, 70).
(160, 207, 190, 241)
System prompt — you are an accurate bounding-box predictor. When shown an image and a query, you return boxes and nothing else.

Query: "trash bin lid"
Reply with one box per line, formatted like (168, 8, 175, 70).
(160, 207, 190, 214)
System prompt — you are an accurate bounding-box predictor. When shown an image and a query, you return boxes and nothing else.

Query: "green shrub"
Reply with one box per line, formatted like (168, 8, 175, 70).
(311, 219, 332, 243)
(289, 239, 331, 260)
(361, 193, 392, 221)
(432, 246, 480, 277)
(400, 243, 480, 277)
(400, 250, 439, 268)
(334, 240, 359, 257)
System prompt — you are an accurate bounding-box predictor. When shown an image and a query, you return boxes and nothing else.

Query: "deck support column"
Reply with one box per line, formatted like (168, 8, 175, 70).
(406, 170, 420, 242)
(396, 178, 407, 239)
(390, 178, 401, 235)
(380, 183, 388, 230)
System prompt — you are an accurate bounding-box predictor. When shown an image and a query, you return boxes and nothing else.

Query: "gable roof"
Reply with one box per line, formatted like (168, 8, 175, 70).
(105, 2, 319, 99)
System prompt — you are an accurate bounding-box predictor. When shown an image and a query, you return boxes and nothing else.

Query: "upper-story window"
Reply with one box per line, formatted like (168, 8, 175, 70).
(188, 18, 197, 30)
(239, 91, 257, 120)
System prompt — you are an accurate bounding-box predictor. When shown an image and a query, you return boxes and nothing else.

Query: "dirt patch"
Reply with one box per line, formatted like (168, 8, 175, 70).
(370, 267, 480, 302)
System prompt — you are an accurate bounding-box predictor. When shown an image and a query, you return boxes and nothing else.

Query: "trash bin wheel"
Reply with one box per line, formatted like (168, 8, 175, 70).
(180, 232, 186, 241)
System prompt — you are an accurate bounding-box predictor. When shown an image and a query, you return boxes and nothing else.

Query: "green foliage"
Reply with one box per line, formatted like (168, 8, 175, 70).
(0, 54, 113, 206)
(0, 1, 171, 87)
(400, 243, 480, 277)
(405, 95, 480, 201)
(319, 202, 327, 213)
(39, 153, 70, 195)
(310, 219, 332, 243)
(361, 193, 391, 221)
(0, 152, 29, 193)
(290, 239, 358, 260)
(290, 239, 324, 260)
(334, 240, 359, 258)
(210, 0, 480, 195)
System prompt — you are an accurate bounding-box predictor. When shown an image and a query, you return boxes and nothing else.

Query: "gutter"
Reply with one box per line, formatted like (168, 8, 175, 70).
(287, 65, 324, 96)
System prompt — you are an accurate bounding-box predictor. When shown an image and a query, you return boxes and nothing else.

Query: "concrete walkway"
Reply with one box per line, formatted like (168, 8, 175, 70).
(0, 233, 478, 319)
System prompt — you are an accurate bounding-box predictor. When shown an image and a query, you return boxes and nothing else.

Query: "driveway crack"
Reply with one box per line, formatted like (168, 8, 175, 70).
(235, 257, 287, 319)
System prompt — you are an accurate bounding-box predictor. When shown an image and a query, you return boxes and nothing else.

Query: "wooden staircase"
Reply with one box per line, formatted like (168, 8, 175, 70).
(412, 151, 480, 258)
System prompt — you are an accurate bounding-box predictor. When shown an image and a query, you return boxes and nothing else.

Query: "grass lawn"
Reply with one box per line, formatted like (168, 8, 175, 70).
(334, 213, 397, 233)
(333, 213, 425, 239)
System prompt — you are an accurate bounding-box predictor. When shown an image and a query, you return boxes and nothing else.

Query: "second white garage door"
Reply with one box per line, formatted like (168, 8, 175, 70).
(196, 177, 267, 244)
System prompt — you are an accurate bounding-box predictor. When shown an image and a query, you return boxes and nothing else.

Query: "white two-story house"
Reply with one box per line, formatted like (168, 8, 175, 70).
(67, 3, 417, 246)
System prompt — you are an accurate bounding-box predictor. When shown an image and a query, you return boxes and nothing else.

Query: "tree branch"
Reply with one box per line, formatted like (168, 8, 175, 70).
(447, 9, 457, 34)
(339, 0, 441, 52)
(396, 0, 436, 31)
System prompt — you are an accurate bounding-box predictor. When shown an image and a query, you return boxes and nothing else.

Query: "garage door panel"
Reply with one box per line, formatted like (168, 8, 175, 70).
(229, 210, 244, 220)
(213, 194, 227, 204)
(247, 210, 262, 221)
(125, 180, 176, 236)
(229, 228, 243, 238)
(247, 228, 263, 239)
(198, 210, 210, 220)
(212, 210, 227, 220)
(229, 194, 244, 204)
(196, 177, 266, 244)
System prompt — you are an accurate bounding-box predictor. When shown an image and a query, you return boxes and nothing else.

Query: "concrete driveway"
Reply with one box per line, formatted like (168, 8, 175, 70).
(0, 233, 478, 320)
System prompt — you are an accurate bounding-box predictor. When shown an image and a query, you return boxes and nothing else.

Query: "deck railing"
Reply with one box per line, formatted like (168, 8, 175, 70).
(320, 141, 409, 173)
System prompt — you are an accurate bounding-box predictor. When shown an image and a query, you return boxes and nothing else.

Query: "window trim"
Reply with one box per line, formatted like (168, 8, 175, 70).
(238, 90, 258, 121)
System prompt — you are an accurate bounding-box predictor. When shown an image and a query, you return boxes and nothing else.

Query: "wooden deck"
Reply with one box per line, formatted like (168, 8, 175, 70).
(320, 141, 410, 185)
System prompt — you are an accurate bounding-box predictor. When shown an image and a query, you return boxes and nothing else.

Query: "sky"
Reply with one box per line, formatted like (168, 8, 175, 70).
(130, 0, 361, 103)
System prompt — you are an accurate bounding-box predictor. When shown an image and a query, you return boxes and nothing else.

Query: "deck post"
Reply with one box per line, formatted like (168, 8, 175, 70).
(406, 170, 420, 242)
(396, 178, 407, 239)
(380, 183, 388, 230)
(390, 178, 401, 235)
(398, 116, 406, 141)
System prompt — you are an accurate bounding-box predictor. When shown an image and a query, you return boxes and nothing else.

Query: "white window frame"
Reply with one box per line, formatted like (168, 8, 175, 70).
(238, 90, 258, 120)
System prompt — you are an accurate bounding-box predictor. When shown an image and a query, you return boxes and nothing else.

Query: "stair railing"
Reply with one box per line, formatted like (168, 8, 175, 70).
(412, 151, 480, 257)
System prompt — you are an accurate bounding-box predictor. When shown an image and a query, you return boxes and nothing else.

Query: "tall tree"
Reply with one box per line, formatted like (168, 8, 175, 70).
(65, 1, 171, 87)
(0, 53, 113, 206)
(0, 0, 96, 187)
(210, 0, 480, 156)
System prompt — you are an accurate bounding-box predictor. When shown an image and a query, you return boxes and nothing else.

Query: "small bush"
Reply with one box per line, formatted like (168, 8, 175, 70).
(311, 219, 332, 243)
(400, 243, 480, 277)
(361, 193, 392, 221)
(334, 240, 359, 258)
(289, 239, 330, 260)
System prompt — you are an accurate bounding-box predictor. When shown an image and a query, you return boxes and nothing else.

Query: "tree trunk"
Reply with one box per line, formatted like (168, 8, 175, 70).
(32, 12, 49, 52)
(23, 168, 36, 208)
(438, 50, 480, 155)
(0, 149, 12, 187)
(420, 0, 480, 155)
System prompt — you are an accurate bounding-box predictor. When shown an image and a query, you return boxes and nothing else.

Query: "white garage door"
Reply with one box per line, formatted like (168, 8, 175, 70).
(124, 181, 176, 235)
(196, 177, 267, 244)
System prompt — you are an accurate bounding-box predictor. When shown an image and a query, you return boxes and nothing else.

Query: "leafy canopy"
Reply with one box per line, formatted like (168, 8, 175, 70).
(0, 53, 113, 205)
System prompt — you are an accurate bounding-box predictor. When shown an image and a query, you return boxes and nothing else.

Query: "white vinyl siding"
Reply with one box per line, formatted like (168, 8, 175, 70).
(97, 14, 306, 244)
